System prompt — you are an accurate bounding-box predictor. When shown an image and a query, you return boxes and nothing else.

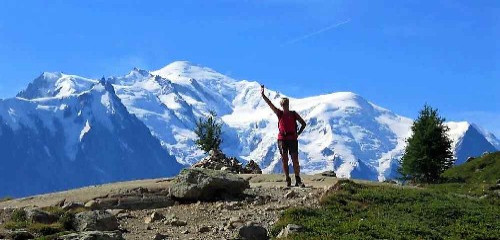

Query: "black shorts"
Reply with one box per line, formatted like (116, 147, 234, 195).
(278, 140, 298, 155)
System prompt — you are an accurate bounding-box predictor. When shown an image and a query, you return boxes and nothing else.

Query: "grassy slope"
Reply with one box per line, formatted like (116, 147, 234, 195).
(272, 152, 500, 240)
(429, 151, 500, 198)
(442, 152, 500, 184)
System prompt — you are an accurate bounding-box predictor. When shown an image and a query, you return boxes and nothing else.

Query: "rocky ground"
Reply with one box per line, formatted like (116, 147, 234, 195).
(0, 172, 347, 240)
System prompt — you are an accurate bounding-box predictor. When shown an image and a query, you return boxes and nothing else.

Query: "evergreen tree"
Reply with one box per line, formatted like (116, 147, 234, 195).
(195, 110, 223, 153)
(399, 105, 454, 183)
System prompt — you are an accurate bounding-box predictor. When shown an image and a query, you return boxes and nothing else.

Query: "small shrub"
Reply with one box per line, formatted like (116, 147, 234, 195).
(3, 220, 28, 230)
(11, 208, 27, 222)
(195, 110, 223, 153)
(58, 212, 75, 231)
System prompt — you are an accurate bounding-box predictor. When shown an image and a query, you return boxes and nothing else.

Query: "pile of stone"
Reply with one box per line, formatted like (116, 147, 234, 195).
(192, 149, 243, 173)
(192, 149, 263, 174)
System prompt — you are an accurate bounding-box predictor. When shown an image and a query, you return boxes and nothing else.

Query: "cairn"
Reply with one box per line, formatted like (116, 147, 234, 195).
(192, 149, 262, 174)
(192, 149, 243, 173)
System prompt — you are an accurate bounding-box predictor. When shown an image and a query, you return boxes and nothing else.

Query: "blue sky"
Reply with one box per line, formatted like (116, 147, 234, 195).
(0, 0, 498, 135)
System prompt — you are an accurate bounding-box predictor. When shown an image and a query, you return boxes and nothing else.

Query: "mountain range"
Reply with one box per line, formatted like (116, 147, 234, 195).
(1, 61, 498, 197)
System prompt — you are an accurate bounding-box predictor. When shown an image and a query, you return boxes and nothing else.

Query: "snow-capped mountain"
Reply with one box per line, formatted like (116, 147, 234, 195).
(446, 122, 498, 165)
(1, 61, 498, 197)
(0, 79, 182, 197)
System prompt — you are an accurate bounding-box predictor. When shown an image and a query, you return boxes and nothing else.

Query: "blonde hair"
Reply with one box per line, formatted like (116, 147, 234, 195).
(280, 97, 289, 106)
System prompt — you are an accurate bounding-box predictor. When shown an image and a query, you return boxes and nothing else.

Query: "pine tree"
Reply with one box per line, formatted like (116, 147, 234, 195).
(195, 110, 223, 153)
(399, 105, 454, 183)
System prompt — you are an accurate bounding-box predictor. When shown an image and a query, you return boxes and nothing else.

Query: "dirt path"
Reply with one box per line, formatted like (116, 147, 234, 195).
(1, 174, 345, 239)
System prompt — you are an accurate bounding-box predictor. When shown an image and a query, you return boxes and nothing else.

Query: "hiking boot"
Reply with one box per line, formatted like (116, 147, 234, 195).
(285, 176, 292, 187)
(295, 176, 305, 187)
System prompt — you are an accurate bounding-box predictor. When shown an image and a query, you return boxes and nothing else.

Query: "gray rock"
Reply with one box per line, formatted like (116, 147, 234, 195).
(152, 233, 168, 240)
(105, 209, 125, 216)
(198, 226, 211, 233)
(73, 210, 119, 232)
(116, 212, 132, 219)
(120, 195, 175, 210)
(62, 201, 85, 211)
(241, 160, 262, 174)
(228, 216, 244, 229)
(169, 168, 250, 201)
(145, 211, 164, 223)
(225, 201, 241, 210)
(26, 209, 58, 224)
(277, 224, 303, 238)
(8, 230, 34, 240)
(321, 170, 337, 177)
(84, 200, 98, 209)
(150, 212, 164, 221)
(53, 199, 66, 208)
(57, 230, 124, 240)
(169, 218, 187, 226)
(87, 195, 174, 210)
(238, 225, 269, 240)
(284, 190, 297, 199)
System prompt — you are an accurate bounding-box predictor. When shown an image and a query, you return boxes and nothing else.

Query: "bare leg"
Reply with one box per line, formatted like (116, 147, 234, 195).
(291, 153, 300, 176)
(281, 153, 290, 177)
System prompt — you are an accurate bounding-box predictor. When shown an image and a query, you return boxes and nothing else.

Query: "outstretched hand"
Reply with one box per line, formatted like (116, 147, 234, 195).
(260, 84, 279, 115)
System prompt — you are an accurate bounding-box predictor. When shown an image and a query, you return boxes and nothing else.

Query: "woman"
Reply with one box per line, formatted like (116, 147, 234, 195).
(261, 85, 307, 187)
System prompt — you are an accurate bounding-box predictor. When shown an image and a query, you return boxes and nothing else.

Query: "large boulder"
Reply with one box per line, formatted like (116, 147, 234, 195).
(26, 209, 58, 224)
(57, 230, 124, 240)
(73, 210, 119, 232)
(169, 168, 250, 201)
(238, 224, 269, 240)
(192, 149, 243, 173)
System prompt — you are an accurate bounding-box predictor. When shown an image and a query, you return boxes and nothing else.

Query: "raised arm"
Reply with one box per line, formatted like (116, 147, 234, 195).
(295, 112, 307, 136)
(261, 85, 280, 116)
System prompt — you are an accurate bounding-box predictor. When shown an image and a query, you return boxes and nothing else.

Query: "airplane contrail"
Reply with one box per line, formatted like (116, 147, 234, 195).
(282, 19, 351, 46)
